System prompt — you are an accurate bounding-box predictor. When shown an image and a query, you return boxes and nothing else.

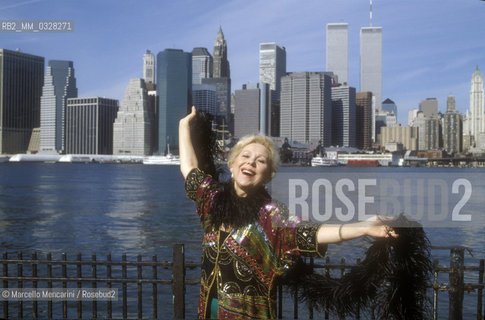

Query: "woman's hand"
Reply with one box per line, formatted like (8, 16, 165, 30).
(179, 106, 199, 178)
(179, 106, 197, 128)
(359, 215, 398, 238)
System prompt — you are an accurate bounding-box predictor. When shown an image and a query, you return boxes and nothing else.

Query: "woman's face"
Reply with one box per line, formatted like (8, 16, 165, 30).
(230, 143, 271, 197)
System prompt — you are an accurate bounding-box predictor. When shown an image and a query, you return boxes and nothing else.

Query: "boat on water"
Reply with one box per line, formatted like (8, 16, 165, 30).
(311, 157, 339, 167)
(142, 154, 180, 165)
(311, 156, 340, 167)
(58, 154, 143, 164)
(335, 152, 401, 167)
(58, 155, 91, 163)
(143, 143, 180, 165)
(9, 154, 62, 163)
(346, 159, 380, 167)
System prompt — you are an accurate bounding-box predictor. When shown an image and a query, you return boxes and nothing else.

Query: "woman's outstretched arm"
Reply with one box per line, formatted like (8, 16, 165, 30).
(317, 216, 396, 244)
(179, 106, 198, 179)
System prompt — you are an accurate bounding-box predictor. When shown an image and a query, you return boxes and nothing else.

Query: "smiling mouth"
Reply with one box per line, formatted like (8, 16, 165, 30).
(241, 169, 255, 176)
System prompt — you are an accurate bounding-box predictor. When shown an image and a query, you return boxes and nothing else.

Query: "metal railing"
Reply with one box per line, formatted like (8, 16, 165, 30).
(0, 245, 484, 319)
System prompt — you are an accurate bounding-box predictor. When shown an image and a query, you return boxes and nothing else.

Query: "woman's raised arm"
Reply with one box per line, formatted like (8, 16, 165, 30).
(179, 106, 198, 179)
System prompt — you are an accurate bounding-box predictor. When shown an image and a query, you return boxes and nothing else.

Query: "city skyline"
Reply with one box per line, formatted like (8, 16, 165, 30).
(1, 0, 484, 125)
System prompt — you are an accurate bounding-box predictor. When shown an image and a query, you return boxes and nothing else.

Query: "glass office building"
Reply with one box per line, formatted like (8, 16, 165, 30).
(0, 49, 44, 154)
(157, 49, 192, 155)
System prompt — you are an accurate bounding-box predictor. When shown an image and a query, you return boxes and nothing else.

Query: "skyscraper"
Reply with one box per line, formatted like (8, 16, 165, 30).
(419, 98, 439, 118)
(143, 54, 158, 152)
(463, 65, 484, 144)
(415, 98, 441, 151)
(379, 126, 418, 151)
(360, 27, 383, 111)
(356, 92, 373, 150)
(201, 78, 231, 117)
(413, 112, 440, 151)
(408, 108, 419, 126)
(0, 49, 44, 154)
(192, 47, 213, 85)
(213, 27, 230, 78)
(65, 97, 119, 155)
(113, 78, 153, 155)
(210, 27, 232, 130)
(382, 98, 397, 117)
(375, 112, 388, 140)
(143, 50, 156, 84)
(234, 83, 271, 138)
(331, 85, 356, 147)
(157, 49, 192, 155)
(40, 60, 77, 154)
(192, 84, 216, 115)
(147, 89, 159, 153)
(259, 43, 286, 137)
(443, 94, 462, 155)
(280, 72, 332, 145)
(326, 23, 348, 84)
(259, 43, 286, 94)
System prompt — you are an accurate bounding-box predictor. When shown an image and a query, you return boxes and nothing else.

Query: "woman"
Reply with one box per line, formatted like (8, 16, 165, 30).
(179, 106, 397, 319)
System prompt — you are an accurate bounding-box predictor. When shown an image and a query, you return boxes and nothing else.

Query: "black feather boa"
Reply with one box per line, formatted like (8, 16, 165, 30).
(190, 110, 219, 178)
(281, 215, 432, 319)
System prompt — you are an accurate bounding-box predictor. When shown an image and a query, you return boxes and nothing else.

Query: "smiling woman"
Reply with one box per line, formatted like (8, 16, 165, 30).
(227, 134, 279, 197)
(177, 106, 408, 319)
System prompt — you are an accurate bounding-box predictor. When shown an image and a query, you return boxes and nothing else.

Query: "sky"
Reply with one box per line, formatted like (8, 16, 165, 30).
(1, 0, 484, 125)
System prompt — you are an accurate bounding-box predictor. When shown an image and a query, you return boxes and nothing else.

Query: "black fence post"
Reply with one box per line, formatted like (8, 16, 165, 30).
(324, 256, 330, 320)
(293, 279, 298, 319)
(107, 253, 112, 320)
(433, 259, 440, 320)
(77, 253, 82, 319)
(2, 252, 8, 319)
(32, 252, 38, 319)
(47, 253, 52, 318)
(92, 254, 97, 319)
(308, 257, 314, 320)
(122, 254, 127, 319)
(152, 255, 158, 319)
(449, 247, 464, 320)
(478, 259, 484, 320)
(277, 283, 282, 319)
(17, 252, 23, 319)
(62, 253, 67, 319)
(173, 243, 185, 319)
(137, 254, 142, 319)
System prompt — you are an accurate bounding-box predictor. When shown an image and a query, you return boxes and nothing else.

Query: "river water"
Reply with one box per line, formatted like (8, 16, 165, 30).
(0, 163, 483, 318)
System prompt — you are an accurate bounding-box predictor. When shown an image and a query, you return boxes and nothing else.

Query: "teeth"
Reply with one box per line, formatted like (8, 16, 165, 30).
(242, 169, 255, 176)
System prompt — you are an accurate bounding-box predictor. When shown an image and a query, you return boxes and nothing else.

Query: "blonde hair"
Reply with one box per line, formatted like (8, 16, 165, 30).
(228, 134, 280, 180)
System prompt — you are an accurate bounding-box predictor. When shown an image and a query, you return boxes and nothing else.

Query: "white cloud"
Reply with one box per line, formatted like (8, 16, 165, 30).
(0, 0, 43, 10)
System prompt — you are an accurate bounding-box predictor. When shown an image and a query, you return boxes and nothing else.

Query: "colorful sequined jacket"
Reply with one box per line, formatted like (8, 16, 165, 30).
(185, 168, 326, 319)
